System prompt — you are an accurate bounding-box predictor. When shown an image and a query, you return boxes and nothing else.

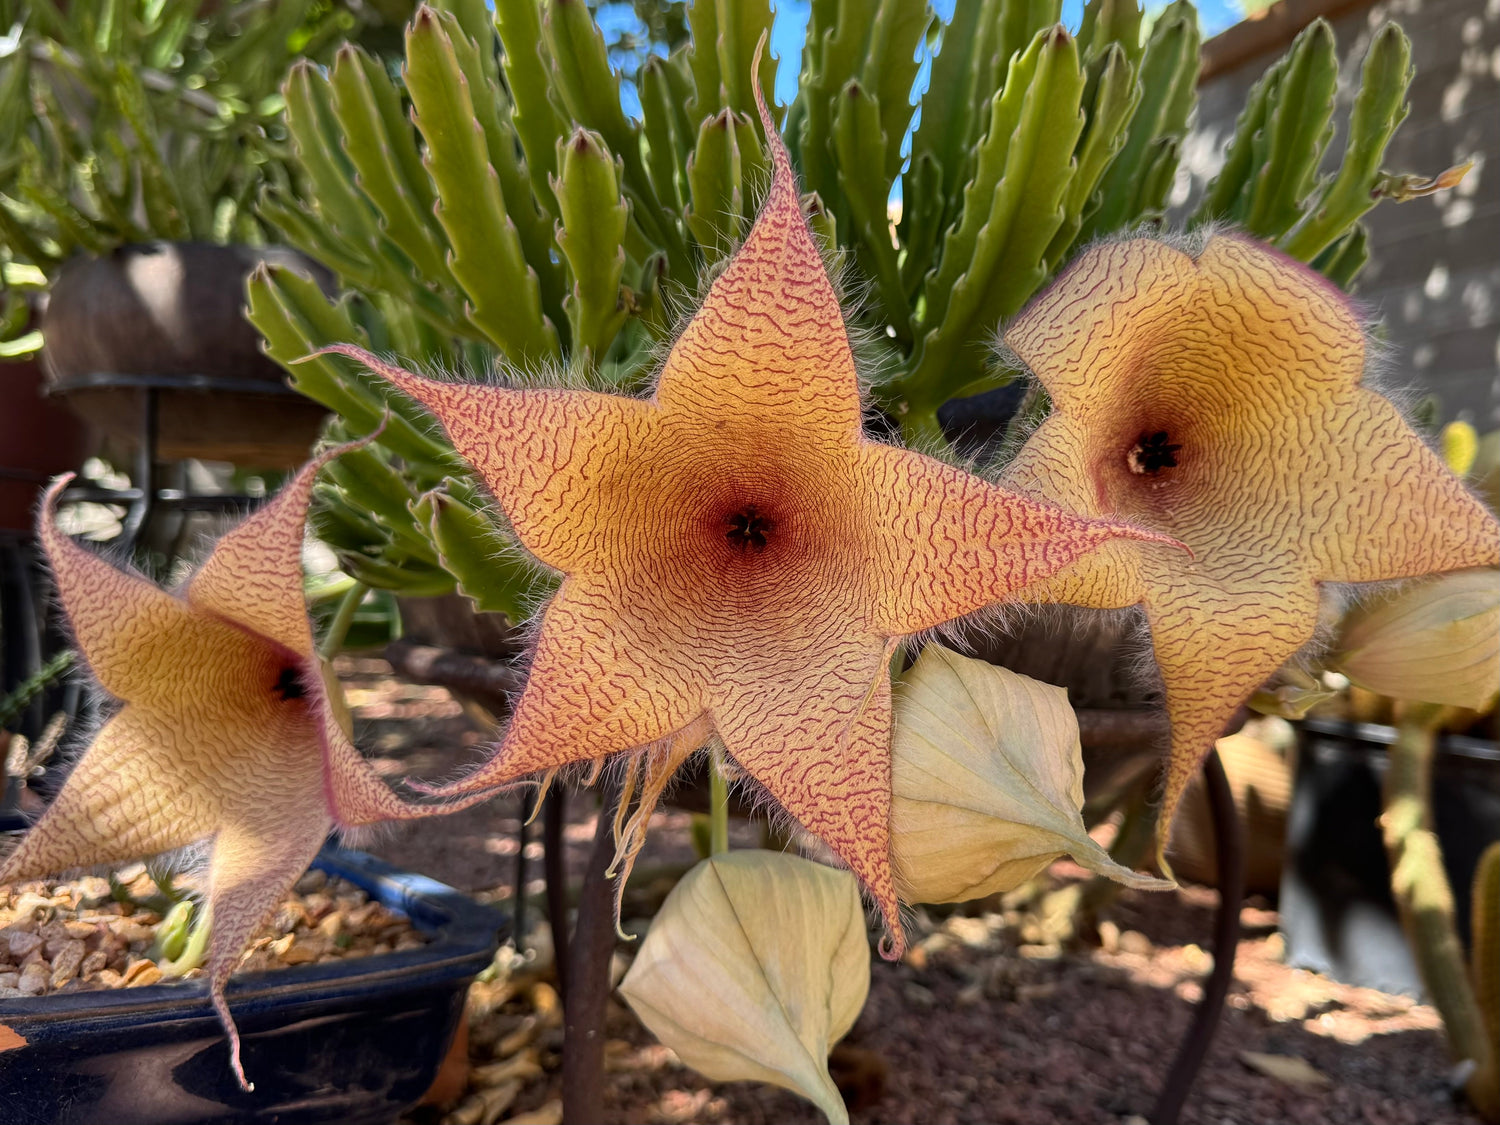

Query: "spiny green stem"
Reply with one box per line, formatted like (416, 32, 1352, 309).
(318, 581, 368, 661)
(1382, 702, 1498, 1121)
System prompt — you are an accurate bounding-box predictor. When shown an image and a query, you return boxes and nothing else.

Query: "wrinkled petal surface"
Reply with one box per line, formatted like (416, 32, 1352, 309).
(342, 78, 1165, 955)
(1004, 234, 1500, 858)
(2, 448, 472, 1088)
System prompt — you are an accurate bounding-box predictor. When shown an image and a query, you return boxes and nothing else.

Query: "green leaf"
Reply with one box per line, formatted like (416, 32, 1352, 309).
(641, 55, 688, 212)
(899, 27, 1085, 414)
(902, 0, 987, 276)
(245, 264, 459, 470)
(543, 0, 687, 276)
(322, 444, 441, 561)
(1312, 222, 1370, 289)
(494, 0, 568, 207)
(429, 0, 500, 89)
(1078, 0, 1198, 239)
(832, 80, 911, 341)
(412, 487, 544, 620)
(1043, 41, 1140, 271)
(685, 108, 743, 262)
(1191, 55, 1283, 227)
(281, 61, 384, 252)
(439, 7, 568, 331)
(328, 43, 453, 286)
(687, 0, 777, 125)
(1077, 0, 1144, 68)
(405, 7, 560, 364)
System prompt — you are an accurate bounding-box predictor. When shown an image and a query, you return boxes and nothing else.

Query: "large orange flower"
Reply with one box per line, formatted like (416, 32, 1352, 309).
(321, 84, 1174, 955)
(1002, 234, 1500, 862)
(0, 447, 474, 1088)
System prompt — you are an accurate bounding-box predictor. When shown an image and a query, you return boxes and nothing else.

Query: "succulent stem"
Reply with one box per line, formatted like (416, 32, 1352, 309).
(1382, 702, 1498, 1120)
(709, 752, 730, 856)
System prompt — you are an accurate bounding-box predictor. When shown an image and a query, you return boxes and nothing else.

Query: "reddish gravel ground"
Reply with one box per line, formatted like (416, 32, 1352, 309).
(342, 659, 1482, 1125)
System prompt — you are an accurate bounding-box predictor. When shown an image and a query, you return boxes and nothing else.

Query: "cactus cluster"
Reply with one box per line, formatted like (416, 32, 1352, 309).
(0, 0, 406, 357)
(245, 0, 1420, 611)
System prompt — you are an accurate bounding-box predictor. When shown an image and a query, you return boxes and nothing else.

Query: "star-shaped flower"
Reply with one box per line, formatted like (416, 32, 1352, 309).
(1001, 234, 1500, 862)
(0, 446, 474, 1088)
(319, 81, 1174, 956)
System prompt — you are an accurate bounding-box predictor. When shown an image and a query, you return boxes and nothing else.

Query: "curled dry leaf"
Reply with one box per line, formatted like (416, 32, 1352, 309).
(890, 644, 1170, 904)
(619, 851, 869, 1125)
(1333, 570, 1500, 710)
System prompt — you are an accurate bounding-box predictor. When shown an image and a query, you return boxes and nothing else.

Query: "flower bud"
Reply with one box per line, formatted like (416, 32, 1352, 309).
(619, 851, 869, 1124)
(890, 644, 1170, 903)
(1333, 570, 1500, 710)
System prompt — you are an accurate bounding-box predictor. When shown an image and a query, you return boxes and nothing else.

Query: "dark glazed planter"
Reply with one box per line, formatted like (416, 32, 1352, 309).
(0, 834, 504, 1125)
(40, 242, 332, 468)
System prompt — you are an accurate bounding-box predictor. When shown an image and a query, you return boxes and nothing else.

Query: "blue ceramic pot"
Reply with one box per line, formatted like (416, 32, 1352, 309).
(0, 832, 503, 1125)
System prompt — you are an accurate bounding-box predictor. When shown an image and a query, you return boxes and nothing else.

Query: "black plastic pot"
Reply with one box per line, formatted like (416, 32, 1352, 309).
(0, 833, 504, 1125)
(1279, 718, 1500, 995)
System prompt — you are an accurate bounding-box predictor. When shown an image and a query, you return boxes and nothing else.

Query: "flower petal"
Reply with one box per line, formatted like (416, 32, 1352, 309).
(1333, 569, 1500, 709)
(863, 441, 1172, 633)
(713, 645, 902, 955)
(417, 579, 708, 796)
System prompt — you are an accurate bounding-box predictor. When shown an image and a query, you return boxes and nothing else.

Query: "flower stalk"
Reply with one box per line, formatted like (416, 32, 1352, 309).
(1381, 702, 1499, 1121)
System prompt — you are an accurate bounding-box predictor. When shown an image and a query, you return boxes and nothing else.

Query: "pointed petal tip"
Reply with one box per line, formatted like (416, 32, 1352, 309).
(36, 473, 75, 534)
(877, 922, 907, 962)
(750, 29, 794, 207)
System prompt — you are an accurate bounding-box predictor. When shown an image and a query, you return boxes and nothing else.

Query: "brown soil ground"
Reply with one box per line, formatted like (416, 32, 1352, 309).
(340, 658, 1483, 1125)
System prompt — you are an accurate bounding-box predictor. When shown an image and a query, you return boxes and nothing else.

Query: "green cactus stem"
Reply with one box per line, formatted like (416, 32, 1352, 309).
(1472, 842, 1500, 1122)
(1382, 702, 1499, 1122)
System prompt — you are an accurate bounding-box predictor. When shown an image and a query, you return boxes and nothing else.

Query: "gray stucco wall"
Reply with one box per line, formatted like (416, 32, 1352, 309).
(1176, 0, 1499, 426)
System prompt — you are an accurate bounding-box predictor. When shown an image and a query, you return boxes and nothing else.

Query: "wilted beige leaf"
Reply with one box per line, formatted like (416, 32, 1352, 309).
(618, 851, 869, 1125)
(1334, 570, 1500, 710)
(890, 644, 1170, 904)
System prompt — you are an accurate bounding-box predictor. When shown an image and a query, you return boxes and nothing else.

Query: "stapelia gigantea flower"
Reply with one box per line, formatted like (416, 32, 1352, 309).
(319, 76, 1174, 956)
(0, 447, 475, 1089)
(1001, 234, 1500, 863)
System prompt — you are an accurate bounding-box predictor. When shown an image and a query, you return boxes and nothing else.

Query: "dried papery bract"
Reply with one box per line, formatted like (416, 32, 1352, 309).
(891, 644, 1170, 903)
(318, 41, 1178, 955)
(0, 446, 485, 1090)
(1002, 233, 1500, 866)
(618, 851, 869, 1125)
(1333, 570, 1500, 710)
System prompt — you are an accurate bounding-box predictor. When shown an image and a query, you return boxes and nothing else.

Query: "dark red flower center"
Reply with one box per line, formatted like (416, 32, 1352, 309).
(1127, 430, 1182, 475)
(725, 505, 773, 552)
(273, 665, 306, 702)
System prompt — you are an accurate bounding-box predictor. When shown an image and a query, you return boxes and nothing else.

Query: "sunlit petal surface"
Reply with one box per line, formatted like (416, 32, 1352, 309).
(331, 76, 1168, 956)
(1003, 234, 1500, 863)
